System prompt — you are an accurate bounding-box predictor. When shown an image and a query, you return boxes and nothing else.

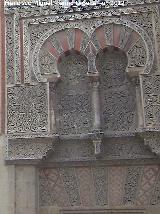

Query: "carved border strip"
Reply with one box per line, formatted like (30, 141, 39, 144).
(4, 0, 160, 17)
(23, 19, 31, 83)
(13, 13, 21, 83)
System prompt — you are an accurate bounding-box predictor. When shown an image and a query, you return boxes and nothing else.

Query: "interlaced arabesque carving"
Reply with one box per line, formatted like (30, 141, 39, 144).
(6, 15, 14, 84)
(59, 168, 81, 206)
(123, 166, 142, 204)
(39, 48, 57, 75)
(127, 13, 154, 41)
(151, 171, 160, 205)
(29, 23, 55, 51)
(5, 3, 160, 164)
(7, 138, 54, 160)
(92, 167, 108, 205)
(52, 53, 92, 135)
(7, 84, 48, 134)
(96, 48, 136, 131)
(126, 12, 156, 71)
(128, 38, 147, 67)
(31, 19, 152, 82)
(4, 0, 160, 18)
(39, 166, 160, 207)
(5, 3, 156, 85)
(142, 74, 160, 129)
(153, 7, 160, 71)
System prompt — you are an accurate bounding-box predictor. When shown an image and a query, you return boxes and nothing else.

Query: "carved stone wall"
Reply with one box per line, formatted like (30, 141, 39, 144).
(4, 3, 160, 158)
(38, 165, 160, 208)
(3, 2, 160, 214)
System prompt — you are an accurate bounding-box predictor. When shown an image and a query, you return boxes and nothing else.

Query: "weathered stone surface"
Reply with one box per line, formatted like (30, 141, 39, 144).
(38, 165, 160, 208)
(1, 1, 160, 214)
(7, 84, 48, 134)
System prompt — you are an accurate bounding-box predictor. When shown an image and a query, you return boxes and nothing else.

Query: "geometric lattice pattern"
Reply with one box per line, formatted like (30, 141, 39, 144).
(39, 165, 160, 208)
(136, 166, 159, 205)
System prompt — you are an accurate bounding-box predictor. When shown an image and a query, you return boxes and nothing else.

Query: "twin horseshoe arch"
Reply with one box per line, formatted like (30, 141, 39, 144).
(32, 18, 154, 82)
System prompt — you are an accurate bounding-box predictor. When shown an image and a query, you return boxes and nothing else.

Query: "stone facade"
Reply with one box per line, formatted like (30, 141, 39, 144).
(1, 0, 160, 213)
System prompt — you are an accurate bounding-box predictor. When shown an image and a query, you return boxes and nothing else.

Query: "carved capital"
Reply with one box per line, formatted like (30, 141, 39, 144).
(45, 74, 61, 83)
(89, 129, 104, 156)
(88, 72, 100, 83)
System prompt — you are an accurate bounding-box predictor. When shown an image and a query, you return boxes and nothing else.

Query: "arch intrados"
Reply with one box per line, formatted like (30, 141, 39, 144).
(57, 49, 88, 79)
(57, 49, 87, 65)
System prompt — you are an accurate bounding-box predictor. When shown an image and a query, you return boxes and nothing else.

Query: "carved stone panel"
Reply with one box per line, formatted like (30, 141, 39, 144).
(7, 84, 48, 134)
(141, 74, 160, 129)
(6, 15, 14, 84)
(39, 165, 160, 208)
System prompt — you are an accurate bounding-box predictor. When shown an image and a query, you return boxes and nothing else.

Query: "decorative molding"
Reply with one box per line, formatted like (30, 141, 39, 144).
(5, 4, 157, 85)
(42, 138, 156, 163)
(60, 208, 145, 214)
(6, 137, 57, 161)
(4, 0, 160, 16)
(38, 165, 160, 208)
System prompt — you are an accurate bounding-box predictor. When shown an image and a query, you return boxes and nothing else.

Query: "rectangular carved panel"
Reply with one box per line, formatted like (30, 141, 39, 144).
(141, 74, 160, 129)
(7, 83, 48, 134)
(39, 165, 160, 208)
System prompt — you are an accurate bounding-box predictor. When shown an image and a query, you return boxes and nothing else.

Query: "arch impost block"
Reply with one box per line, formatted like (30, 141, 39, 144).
(127, 66, 145, 78)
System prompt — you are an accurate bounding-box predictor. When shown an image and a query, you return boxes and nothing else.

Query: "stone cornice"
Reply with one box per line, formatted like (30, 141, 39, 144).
(4, 0, 160, 17)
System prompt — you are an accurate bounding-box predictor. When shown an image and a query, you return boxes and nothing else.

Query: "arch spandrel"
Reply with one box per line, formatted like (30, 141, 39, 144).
(91, 23, 148, 76)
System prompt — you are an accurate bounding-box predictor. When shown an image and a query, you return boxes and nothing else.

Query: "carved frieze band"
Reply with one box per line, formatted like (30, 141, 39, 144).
(39, 165, 160, 208)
